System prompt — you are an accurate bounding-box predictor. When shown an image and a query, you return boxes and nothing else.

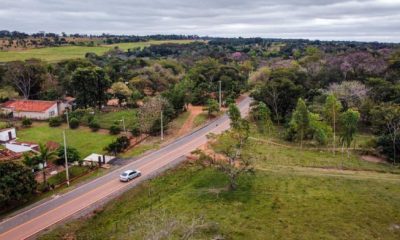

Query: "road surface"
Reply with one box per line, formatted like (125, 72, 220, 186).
(0, 97, 251, 240)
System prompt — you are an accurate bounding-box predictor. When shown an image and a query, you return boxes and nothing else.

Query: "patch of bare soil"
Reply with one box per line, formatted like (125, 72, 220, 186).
(361, 155, 387, 164)
(177, 105, 204, 136)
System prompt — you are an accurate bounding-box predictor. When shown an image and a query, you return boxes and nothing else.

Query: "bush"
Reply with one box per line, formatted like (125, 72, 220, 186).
(21, 117, 32, 127)
(56, 146, 81, 165)
(109, 124, 121, 135)
(104, 136, 130, 154)
(89, 120, 100, 132)
(131, 125, 141, 137)
(69, 118, 80, 129)
(49, 117, 62, 127)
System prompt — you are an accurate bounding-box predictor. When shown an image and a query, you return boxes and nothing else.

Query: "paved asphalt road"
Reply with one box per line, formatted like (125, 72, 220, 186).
(0, 97, 251, 240)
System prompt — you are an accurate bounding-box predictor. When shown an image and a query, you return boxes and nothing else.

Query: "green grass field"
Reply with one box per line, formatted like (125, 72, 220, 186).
(39, 124, 400, 239)
(17, 123, 117, 157)
(93, 109, 137, 130)
(0, 40, 196, 62)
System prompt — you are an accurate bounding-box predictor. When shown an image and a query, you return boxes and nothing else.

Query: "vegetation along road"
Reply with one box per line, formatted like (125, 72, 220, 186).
(0, 97, 251, 240)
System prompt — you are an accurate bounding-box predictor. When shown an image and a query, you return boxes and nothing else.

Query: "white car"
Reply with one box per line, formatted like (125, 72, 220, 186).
(119, 169, 141, 182)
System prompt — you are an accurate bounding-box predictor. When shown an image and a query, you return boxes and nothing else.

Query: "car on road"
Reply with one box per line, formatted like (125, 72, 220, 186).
(119, 169, 141, 182)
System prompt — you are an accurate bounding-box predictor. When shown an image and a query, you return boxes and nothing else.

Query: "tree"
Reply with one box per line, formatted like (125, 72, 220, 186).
(71, 66, 111, 109)
(137, 96, 173, 135)
(56, 146, 81, 165)
(205, 99, 220, 117)
(323, 94, 342, 153)
(290, 98, 310, 148)
(0, 86, 18, 101)
(371, 104, 400, 164)
(0, 162, 37, 208)
(33, 143, 57, 188)
(327, 81, 368, 109)
(339, 109, 360, 157)
(250, 101, 272, 134)
(207, 121, 252, 191)
(110, 81, 132, 106)
(251, 77, 302, 123)
(4, 59, 47, 99)
(228, 103, 241, 129)
(104, 136, 130, 155)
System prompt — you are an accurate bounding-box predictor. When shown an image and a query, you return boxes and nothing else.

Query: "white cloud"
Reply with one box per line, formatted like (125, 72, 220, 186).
(0, 0, 398, 42)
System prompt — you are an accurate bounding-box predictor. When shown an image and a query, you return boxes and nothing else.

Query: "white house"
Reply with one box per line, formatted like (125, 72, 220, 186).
(0, 127, 16, 143)
(1, 100, 59, 120)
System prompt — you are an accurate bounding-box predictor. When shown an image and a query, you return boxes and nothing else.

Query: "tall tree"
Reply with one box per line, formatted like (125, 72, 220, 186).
(323, 94, 342, 154)
(339, 109, 360, 157)
(371, 104, 400, 164)
(228, 103, 241, 129)
(250, 101, 272, 134)
(71, 66, 111, 109)
(5, 59, 46, 99)
(291, 98, 310, 148)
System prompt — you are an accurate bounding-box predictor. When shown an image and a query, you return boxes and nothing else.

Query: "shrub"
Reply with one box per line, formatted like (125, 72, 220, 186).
(89, 120, 100, 132)
(56, 146, 81, 165)
(104, 136, 130, 154)
(69, 118, 80, 129)
(109, 124, 121, 135)
(49, 117, 62, 127)
(131, 125, 141, 137)
(21, 117, 32, 127)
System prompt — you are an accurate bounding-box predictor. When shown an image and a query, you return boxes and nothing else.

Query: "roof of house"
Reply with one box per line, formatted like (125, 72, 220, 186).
(2, 100, 57, 112)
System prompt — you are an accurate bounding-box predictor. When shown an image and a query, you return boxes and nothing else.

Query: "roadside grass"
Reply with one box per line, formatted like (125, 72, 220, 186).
(247, 127, 399, 174)
(119, 143, 159, 158)
(17, 122, 117, 157)
(47, 166, 89, 186)
(167, 111, 191, 131)
(0, 40, 197, 62)
(193, 112, 209, 127)
(39, 164, 400, 240)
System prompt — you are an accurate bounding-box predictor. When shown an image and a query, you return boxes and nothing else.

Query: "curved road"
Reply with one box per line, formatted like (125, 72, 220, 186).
(0, 97, 251, 240)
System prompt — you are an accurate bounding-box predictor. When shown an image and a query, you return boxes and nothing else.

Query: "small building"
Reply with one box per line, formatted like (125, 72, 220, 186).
(0, 128, 16, 143)
(83, 153, 115, 166)
(1, 100, 59, 120)
(5, 142, 38, 153)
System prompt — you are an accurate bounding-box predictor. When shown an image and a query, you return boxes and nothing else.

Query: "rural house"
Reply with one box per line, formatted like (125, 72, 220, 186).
(0, 127, 16, 143)
(1, 100, 60, 120)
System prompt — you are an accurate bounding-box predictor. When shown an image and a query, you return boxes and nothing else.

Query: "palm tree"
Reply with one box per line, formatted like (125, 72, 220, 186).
(36, 143, 57, 187)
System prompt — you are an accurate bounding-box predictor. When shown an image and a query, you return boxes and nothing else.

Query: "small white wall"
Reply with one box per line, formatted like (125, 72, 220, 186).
(0, 128, 16, 142)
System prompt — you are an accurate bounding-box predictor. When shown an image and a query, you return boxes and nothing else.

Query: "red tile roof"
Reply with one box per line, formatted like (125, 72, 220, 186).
(2, 100, 57, 112)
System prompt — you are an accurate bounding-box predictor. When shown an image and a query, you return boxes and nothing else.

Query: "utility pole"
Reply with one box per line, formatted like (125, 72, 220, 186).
(65, 110, 70, 128)
(160, 110, 164, 141)
(120, 117, 127, 135)
(63, 130, 70, 187)
(218, 80, 222, 109)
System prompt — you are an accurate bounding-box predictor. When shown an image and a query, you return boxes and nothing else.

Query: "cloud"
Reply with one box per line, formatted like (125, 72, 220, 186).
(0, 0, 399, 42)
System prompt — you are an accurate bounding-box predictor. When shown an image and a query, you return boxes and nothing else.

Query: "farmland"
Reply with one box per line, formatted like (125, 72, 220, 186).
(0, 40, 196, 62)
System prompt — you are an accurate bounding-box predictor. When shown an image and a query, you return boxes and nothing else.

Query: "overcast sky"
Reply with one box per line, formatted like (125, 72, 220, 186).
(1, 0, 399, 42)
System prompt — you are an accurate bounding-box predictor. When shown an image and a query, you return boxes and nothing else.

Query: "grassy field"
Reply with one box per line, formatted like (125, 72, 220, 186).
(39, 123, 400, 239)
(0, 40, 196, 62)
(17, 122, 117, 157)
(39, 165, 400, 240)
(93, 109, 137, 130)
